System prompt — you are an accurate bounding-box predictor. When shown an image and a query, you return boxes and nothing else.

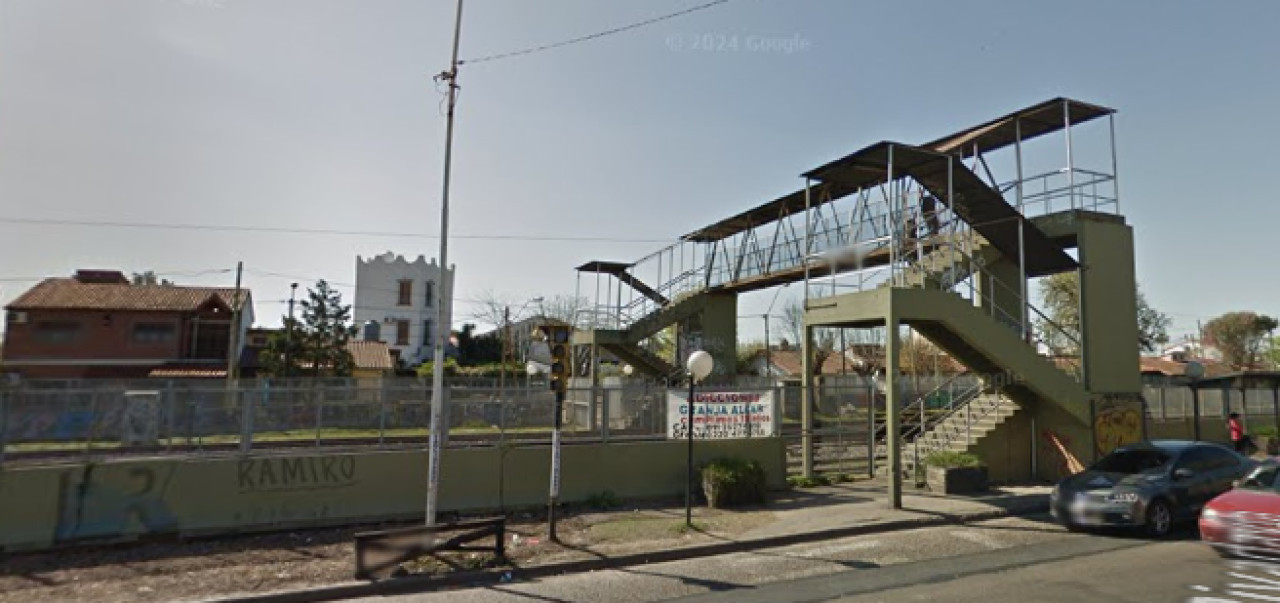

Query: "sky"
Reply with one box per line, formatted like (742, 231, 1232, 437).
(1, 0, 1277, 345)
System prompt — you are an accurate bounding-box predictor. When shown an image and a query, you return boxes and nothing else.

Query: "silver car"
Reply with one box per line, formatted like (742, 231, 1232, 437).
(1050, 440, 1253, 537)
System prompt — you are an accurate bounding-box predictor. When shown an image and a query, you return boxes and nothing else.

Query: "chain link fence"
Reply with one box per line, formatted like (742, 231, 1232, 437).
(0, 377, 780, 463)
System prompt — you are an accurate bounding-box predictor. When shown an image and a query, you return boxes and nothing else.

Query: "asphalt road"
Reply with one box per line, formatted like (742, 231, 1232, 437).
(353, 514, 1265, 603)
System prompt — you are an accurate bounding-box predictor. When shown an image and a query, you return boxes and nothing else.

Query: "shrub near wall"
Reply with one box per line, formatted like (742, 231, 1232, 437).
(701, 458, 767, 508)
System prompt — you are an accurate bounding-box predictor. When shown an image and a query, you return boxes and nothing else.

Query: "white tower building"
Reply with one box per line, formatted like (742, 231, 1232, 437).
(353, 252, 455, 367)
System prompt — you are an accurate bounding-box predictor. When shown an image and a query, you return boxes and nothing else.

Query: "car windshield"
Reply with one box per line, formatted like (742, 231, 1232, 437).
(1091, 449, 1172, 474)
(1237, 465, 1280, 491)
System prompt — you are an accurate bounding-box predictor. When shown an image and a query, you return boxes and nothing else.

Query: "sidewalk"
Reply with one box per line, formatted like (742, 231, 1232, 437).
(213, 480, 1051, 603)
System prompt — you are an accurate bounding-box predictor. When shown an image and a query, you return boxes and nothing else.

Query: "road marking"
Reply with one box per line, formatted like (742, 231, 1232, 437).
(948, 530, 1004, 550)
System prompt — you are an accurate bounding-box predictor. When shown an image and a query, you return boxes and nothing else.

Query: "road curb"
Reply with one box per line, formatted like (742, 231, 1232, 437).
(207, 495, 1049, 603)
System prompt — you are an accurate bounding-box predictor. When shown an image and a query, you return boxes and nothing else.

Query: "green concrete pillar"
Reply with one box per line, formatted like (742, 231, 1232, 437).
(1077, 217, 1141, 395)
(676, 293, 738, 381)
(801, 324, 815, 478)
(886, 311, 902, 509)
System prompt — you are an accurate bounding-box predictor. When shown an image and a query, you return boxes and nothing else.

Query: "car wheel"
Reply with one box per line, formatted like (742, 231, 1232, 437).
(1144, 499, 1174, 538)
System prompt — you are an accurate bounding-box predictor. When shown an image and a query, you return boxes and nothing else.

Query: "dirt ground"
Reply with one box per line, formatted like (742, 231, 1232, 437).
(0, 503, 779, 603)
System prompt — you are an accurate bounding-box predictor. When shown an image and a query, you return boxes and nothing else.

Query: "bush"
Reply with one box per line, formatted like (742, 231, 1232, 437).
(924, 451, 983, 469)
(1254, 425, 1279, 438)
(701, 458, 767, 508)
(416, 358, 460, 378)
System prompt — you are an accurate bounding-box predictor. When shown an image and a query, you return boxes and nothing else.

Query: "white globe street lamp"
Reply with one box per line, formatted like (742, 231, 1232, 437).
(684, 349, 714, 528)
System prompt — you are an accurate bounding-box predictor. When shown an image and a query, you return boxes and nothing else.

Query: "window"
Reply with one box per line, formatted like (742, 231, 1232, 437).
(422, 320, 433, 347)
(395, 320, 410, 346)
(34, 321, 81, 344)
(1239, 465, 1280, 491)
(397, 280, 412, 306)
(132, 323, 176, 344)
(424, 281, 434, 307)
(1174, 448, 1231, 473)
(1092, 449, 1170, 474)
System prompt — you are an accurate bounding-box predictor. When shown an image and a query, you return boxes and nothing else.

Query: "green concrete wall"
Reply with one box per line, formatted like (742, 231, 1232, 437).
(1030, 401, 1094, 482)
(0, 438, 785, 552)
(970, 410, 1034, 483)
(1078, 216, 1142, 395)
(679, 292, 738, 380)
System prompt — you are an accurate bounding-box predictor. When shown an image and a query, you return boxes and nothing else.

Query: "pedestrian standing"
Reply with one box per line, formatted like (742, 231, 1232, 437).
(1228, 412, 1254, 454)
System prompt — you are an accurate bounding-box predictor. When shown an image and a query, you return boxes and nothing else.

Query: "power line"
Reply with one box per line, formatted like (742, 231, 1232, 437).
(459, 0, 732, 65)
(0, 217, 671, 243)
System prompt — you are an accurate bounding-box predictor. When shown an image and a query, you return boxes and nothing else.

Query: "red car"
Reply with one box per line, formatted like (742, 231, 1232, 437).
(1200, 461, 1280, 558)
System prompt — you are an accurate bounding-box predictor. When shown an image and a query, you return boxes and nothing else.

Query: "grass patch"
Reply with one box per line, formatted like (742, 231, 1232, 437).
(670, 521, 710, 535)
(589, 517, 675, 543)
(923, 450, 983, 469)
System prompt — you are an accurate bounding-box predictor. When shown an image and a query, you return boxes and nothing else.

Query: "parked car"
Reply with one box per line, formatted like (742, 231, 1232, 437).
(1050, 440, 1254, 537)
(1200, 460, 1280, 558)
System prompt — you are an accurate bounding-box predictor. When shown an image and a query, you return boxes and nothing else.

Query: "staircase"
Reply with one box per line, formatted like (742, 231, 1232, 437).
(575, 289, 710, 379)
(885, 233, 998, 291)
(601, 341, 678, 379)
(876, 393, 1020, 477)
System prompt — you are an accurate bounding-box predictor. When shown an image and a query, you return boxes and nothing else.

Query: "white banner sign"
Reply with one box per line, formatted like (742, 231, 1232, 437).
(667, 390, 776, 440)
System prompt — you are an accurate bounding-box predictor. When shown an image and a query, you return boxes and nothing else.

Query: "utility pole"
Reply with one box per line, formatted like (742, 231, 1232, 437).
(763, 314, 771, 377)
(500, 305, 511, 394)
(285, 283, 299, 378)
(426, 0, 464, 527)
(226, 261, 244, 385)
(227, 262, 250, 453)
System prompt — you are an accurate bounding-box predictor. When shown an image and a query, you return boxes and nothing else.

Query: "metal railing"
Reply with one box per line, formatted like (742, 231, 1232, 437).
(0, 379, 754, 463)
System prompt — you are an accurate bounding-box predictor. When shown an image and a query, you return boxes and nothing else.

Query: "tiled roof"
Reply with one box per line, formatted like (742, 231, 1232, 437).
(1140, 356, 1232, 378)
(7, 278, 248, 312)
(348, 340, 394, 371)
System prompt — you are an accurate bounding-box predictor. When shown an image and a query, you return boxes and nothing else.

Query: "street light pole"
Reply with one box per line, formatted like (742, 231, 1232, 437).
(685, 350, 714, 528)
(426, 0, 465, 527)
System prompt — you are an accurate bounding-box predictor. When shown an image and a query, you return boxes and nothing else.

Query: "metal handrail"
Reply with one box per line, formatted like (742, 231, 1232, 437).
(903, 380, 985, 442)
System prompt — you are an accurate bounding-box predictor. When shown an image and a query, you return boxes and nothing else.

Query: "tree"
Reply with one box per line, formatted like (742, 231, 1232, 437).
(132, 271, 173, 286)
(261, 281, 356, 377)
(1135, 289, 1172, 353)
(782, 299, 838, 375)
(1202, 312, 1279, 370)
(1036, 272, 1171, 354)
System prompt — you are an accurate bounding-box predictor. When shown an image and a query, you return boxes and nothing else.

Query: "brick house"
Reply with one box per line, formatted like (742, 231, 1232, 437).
(1, 270, 253, 379)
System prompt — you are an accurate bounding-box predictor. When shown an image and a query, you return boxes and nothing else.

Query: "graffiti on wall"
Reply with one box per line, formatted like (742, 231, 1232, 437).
(55, 464, 179, 543)
(1038, 429, 1086, 479)
(50, 454, 361, 544)
(236, 456, 358, 493)
(1094, 396, 1144, 458)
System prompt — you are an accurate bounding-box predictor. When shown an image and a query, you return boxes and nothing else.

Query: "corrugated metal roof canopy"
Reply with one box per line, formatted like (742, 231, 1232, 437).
(682, 98, 1114, 243)
(806, 141, 1078, 276)
(575, 261, 634, 274)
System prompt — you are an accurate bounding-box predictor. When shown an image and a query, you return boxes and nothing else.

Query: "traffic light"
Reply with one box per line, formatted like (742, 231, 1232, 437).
(546, 325, 572, 394)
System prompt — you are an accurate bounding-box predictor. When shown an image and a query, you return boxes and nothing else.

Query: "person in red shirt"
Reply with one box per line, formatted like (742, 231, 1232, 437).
(1228, 412, 1253, 454)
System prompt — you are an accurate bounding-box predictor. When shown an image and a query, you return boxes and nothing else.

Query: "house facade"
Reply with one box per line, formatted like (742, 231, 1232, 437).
(353, 252, 454, 367)
(1, 270, 253, 380)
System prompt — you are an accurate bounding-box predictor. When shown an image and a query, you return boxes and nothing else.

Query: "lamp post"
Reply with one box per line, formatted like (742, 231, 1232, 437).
(685, 350, 714, 528)
(1186, 361, 1205, 441)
